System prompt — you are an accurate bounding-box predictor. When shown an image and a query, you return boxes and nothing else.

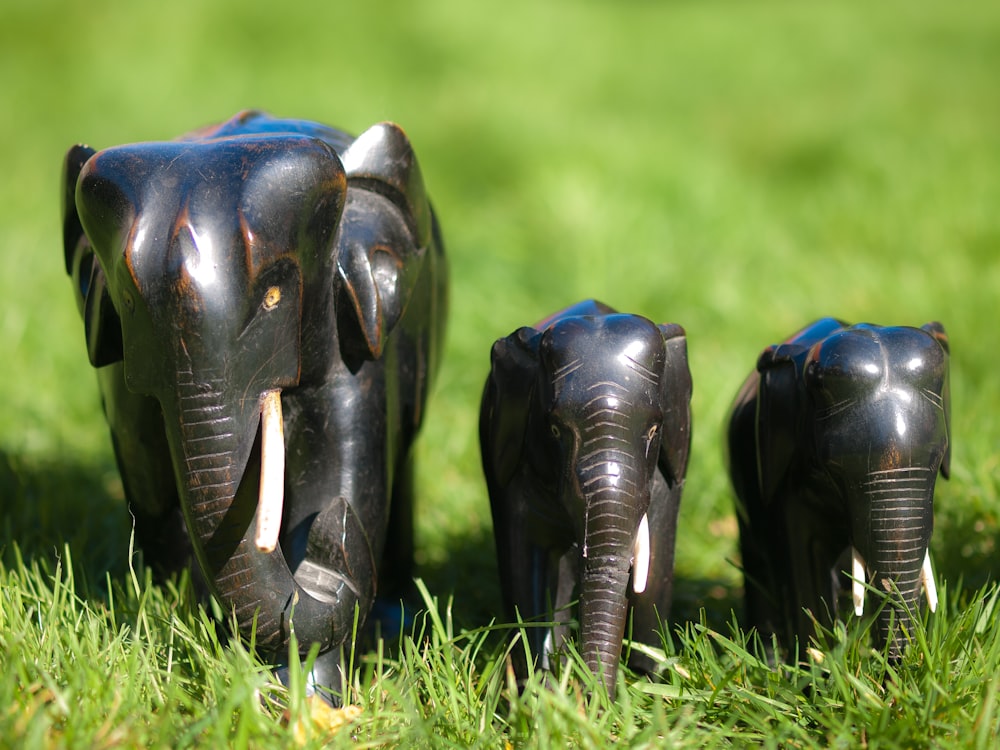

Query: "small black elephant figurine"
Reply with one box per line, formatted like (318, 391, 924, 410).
(480, 300, 692, 693)
(61, 111, 447, 684)
(727, 318, 950, 660)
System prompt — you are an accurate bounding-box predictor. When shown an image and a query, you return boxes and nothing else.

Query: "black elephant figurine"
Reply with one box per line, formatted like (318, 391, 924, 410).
(727, 318, 950, 660)
(480, 299, 692, 693)
(61, 110, 448, 687)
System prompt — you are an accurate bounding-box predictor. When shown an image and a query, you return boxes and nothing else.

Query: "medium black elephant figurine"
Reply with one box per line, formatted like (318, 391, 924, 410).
(727, 318, 950, 660)
(61, 111, 447, 685)
(480, 300, 692, 693)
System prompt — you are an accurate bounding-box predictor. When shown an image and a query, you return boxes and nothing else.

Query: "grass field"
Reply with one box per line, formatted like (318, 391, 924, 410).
(2, 0, 999, 746)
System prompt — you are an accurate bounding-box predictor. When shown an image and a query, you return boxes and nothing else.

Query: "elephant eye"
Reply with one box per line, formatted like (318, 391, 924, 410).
(263, 286, 281, 310)
(550, 424, 561, 439)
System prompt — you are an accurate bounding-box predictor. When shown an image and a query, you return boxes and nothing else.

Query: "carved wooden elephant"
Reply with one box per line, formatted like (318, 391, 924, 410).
(727, 318, 950, 659)
(480, 299, 692, 693)
(62, 110, 447, 687)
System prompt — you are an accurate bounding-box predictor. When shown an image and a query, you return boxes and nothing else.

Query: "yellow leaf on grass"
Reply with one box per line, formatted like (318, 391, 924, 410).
(289, 696, 361, 744)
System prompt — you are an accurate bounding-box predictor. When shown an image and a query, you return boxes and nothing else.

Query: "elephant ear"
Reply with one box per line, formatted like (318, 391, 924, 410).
(62, 144, 124, 368)
(755, 346, 799, 505)
(63, 144, 95, 279)
(656, 323, 693, 487)
(921, 320, 949, 355)
(755, 317, 847, 504)
(337, 122, 433, 359)
(921, 321, 951, 479)
(482, 327, 542, 488)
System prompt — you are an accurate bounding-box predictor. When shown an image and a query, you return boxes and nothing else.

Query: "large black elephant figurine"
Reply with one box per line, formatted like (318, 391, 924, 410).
(727, 318, 949, 660)
(480, 300, 692, 693)
(61, 111, 447, 683)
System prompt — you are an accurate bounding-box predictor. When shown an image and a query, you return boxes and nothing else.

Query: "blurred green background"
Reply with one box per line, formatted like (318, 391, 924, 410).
(2, 0, 998, 629)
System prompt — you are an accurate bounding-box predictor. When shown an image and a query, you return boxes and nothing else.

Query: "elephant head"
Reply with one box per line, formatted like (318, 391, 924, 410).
(482, 300, 691, 693)
(62, 115, 443, 658)
(728, 318, 949, 659)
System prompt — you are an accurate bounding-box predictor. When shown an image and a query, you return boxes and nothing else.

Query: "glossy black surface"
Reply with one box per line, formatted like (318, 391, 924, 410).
(480, 300, 692, 693)
(62, 111, 447, 688)
(727, 318, 950, 660)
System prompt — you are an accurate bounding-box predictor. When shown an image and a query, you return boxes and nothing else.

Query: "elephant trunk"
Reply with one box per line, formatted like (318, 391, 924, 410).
(854, 466, 935, 659)
(575, 438, 644, 694)
(168, 372, 371, 654)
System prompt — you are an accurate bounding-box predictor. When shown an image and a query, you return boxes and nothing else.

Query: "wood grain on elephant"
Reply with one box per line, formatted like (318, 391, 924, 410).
(480, 299, 692, 694)
(726, 318, 949, 661)
(62, 111, 448, 698)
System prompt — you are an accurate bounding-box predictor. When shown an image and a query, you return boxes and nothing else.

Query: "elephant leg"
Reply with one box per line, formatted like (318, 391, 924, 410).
(546, 548, 578, 671)
(367, 453, 417, 639)
(738, 512, 788, 650)
(493, 495, 553, 679)
(378, 452, 416, 600)
(282, 372, 389, 607)
(728, 385, 791, 655)
(127, 501, 193, 579)
(516, 544, 553, 676)
(295, 494, 378, 624)
(785, 498, 847, 655)
(99, 365, 191, 578)
(274, 647, 344, 706)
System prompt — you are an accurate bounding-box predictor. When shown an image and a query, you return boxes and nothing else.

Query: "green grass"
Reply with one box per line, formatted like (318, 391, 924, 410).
(2, 0, 1000, 746)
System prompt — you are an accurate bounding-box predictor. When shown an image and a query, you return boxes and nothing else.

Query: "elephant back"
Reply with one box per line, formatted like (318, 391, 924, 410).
(182, 109, 355, 155)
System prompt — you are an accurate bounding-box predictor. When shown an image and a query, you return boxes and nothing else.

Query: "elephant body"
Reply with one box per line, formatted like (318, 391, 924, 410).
(727, 318, 950, 660)
(62, 111, 447, 678)
(480, 300, 692, 693)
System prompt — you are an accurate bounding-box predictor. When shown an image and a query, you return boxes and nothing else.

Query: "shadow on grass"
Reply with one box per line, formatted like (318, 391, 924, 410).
(415, 520, 743, 647)
(415, 524, 504, 631)
(0, 444, 506, 646)
(672, 575, 743, 635)
(933, 506, 998, 597)
(0, 449, 742, 684)
(0, 449, 133, 597)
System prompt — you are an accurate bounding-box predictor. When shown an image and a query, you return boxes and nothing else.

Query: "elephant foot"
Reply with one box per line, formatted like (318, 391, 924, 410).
(295, 558, 363, 604)
(367, 594, 416, 639)
(130, 503, 194, 581)
(273, 648, 344, 706)
(626, 649, 659, 677)
(299, 497, 376, 606)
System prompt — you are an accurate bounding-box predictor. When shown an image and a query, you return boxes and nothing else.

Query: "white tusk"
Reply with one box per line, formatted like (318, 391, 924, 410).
(922, 549, 938, 613)
(541, 628, 554, 671)
(851, 546, 866, 616)
(632, 513, 650, 594)
(255, 390, 285, 553)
